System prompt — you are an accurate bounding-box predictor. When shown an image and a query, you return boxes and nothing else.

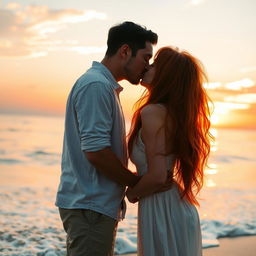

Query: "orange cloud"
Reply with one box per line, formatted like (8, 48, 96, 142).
(225, 79, 255, 91)
(204, 78, 255, 91)
(224, 94, 256, 104)
(6, 3, 21, 9)
(205, 79, 256, 128)
(209, 101, 256, 129)
(0, 4, 107, 58)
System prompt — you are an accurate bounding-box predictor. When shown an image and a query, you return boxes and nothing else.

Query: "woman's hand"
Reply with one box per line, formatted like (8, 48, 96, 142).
(126, 187, 139, 204)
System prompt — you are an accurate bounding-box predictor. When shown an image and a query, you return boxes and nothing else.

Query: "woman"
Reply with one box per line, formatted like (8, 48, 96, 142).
(126, 46, 212, 256)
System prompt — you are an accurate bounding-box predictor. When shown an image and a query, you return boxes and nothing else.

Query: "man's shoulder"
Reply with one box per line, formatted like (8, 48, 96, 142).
(80, 65, 109, 85)
(73, 69, 111, 94)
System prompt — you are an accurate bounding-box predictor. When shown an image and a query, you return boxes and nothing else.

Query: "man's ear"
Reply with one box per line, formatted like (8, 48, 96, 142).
(119, 44, 132, 59)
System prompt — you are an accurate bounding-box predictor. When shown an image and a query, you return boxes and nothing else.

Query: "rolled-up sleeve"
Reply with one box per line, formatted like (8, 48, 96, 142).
(74, 82, 113, 152)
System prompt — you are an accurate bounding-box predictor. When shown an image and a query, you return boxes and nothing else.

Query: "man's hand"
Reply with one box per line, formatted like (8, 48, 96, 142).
(155, 180, 173, 193)
(155, 173, 173, 193)
(85, 148, 140, 187)
(126, 187, 139, 204)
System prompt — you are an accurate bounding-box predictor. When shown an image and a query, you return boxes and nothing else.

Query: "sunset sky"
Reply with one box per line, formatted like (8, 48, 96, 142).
(0, 0, 256, 129)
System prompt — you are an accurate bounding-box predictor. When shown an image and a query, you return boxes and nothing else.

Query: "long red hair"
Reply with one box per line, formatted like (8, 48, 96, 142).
(127, 46, 212, 205)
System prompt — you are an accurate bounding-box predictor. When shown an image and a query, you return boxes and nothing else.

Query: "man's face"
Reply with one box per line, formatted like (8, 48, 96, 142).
(124, 41, 153, 85)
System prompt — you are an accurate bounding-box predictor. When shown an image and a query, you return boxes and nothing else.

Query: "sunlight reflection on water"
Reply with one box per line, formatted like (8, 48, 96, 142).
(0, 114, 255, 255)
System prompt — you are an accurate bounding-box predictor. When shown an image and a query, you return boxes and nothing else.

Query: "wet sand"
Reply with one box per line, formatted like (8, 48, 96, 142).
(117, 236, 256, 256)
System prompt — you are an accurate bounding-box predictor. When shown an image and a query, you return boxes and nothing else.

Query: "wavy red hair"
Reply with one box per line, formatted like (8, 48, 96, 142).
(127, 46, 213, 205)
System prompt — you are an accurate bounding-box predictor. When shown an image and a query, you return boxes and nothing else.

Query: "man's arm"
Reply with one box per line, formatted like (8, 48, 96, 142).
(75, 83, 139, 187)
(85, 147, 140, 187)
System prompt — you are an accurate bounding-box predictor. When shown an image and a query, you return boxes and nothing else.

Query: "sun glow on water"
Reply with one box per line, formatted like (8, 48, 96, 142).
(209, 101, 251, 128)
(205, 179, 217, 188)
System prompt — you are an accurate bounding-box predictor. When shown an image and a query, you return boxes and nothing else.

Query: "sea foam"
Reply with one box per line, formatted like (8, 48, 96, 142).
(0, 186, 255, 255)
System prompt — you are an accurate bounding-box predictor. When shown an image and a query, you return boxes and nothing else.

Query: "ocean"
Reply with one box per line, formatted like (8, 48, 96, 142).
(0, 114, 255, 255)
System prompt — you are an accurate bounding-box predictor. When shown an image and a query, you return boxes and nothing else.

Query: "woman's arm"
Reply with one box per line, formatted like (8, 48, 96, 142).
(126, 104, 169, 201)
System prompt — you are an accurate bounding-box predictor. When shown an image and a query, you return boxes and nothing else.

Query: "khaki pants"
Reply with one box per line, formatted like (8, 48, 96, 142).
(59, 208, 118, 256)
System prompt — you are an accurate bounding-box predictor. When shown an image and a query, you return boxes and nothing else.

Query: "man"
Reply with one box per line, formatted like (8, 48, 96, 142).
(56, 21, 158, 255)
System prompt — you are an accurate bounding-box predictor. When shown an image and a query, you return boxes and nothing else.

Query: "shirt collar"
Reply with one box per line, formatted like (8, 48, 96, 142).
(92, 61, 123, 93)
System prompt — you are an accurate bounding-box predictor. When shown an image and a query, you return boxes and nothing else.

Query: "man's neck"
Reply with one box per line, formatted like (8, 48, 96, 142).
(101, 56, 123, 82)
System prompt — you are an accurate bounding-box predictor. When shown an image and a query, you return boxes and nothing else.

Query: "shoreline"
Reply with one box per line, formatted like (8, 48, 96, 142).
(115, 235, 256, 256)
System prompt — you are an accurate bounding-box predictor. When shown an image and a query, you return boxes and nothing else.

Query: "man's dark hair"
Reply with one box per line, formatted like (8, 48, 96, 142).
(105, 21, 158, 57)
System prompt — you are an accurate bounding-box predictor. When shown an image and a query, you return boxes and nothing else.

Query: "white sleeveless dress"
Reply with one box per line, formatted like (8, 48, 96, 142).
(130, 130, 202, 256)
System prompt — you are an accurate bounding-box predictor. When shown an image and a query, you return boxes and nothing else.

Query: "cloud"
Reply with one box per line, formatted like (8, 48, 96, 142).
(204, 78, 255, 91)
(204, 82, 222, 90)
(6, 2, 21, 9)
(209, 101, 251, 127)
(70, 46, 106, 55)
(224, 79, 255, 91)
(0, 4, 107, 58)
(212, 101, 250, 115)
(28, 8, 106, 37)
(224, 94, 256, 104)
(240, 66, 256, 73)
(187, 0, 206, 6)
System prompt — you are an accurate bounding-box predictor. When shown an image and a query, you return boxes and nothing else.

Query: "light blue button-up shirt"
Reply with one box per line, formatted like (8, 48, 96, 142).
(56, 61, 127, 220)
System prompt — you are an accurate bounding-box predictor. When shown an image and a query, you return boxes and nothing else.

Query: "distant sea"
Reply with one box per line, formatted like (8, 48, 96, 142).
(0, 114, 256, 255)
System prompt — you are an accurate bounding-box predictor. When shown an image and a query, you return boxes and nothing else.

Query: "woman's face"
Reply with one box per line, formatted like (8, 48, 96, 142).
(140, 64, 155, 88)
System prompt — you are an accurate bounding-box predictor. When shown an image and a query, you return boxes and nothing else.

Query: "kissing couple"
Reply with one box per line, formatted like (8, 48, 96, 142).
(56, 21, 211, 256)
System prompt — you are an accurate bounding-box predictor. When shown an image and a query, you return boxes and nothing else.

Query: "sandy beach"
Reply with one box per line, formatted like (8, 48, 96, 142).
(116, 236, 256, 256)
(203, 236, 256, 256)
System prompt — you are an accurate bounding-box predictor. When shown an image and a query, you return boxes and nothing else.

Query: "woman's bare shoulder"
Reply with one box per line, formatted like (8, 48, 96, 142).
(141, 104, 166, 116)
(140, 104, 166, 128)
